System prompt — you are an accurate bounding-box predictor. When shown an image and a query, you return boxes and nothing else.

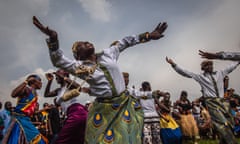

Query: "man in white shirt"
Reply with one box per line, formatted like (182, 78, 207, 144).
(33, 16, 167, 144)
(166, 57, 240, 144)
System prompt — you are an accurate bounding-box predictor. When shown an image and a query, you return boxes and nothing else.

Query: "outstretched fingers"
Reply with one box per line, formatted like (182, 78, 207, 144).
(33, 16, 45, 31)
(165, 56, 170, 63)
(33, 16, 57, 39)
(156, 22, 168, 34)
(198, 50, 205, 57)
(199, 50, 210, 58)
(198, 50, 218, 59)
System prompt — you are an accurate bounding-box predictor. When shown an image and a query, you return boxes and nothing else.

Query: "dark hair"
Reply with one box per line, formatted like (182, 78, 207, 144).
(4, 101, 12, 110)
(201, 60, 213, 71)
(141, 81, 151, 91)
(122, 72, 129, 77)
(27, 74, 41, 85)
(43, 102, 49, 107)
(180, 90, 187, 97)
(72, 41, 95, 60)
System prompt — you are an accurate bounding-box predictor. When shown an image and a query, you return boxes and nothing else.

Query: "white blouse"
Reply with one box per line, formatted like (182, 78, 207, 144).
(49, 35, 143, 98)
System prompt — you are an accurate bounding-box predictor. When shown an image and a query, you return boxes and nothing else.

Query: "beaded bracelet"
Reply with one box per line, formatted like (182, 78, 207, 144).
(139, 32, 150, 43)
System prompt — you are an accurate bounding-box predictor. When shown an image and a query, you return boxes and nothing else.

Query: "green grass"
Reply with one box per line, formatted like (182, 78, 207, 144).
(198, 139, 220, 144)
(182, 138, 240, 144)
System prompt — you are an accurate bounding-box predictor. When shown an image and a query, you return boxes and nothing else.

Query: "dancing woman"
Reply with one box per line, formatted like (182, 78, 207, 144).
(33, 16, 167, 143)
(2, 74, 48, 144)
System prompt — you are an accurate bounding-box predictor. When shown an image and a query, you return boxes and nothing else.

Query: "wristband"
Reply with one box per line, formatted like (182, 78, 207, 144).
(139, 32, 150, 43)
(171, 63, 176, 67)
(46, 38, 59, 51)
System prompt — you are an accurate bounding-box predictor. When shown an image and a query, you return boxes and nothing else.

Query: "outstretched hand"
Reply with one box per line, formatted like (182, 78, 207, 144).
(33, 16, 57, 40)
(149, 22, 168, 40)
(45, 73, 54, 81)
(165, 56, 175, 66)
(198, 50, 220, 59)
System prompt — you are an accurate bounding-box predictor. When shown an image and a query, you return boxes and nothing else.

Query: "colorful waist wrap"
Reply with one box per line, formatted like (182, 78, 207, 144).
(55, 103, 88, 144)
(85, 94, 144, 144)
(160, 114, 182, 144)
(204, 98, 238, 144)
(2, 89, 48, 144)
(179, 113, 199, 137)
(14, 89, 38, 117)
(2, 116, 48, 144)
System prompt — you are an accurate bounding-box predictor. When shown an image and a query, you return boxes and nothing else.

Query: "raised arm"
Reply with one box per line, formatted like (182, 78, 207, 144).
(44, 73, 58, 97)
(33, 16, 83, 75)
(219, 52, 240, 61)
(221, 61, 240, 76)
(166, 57, 198, 79)
(110, 22, 168, 54)
(200, 50, 240, 61)
(166, 56, 177, 67)
(11, 77, 36, 98)
(33, 16, 57, 41)
(199, 50, 223, 59)
(11, 81, 28, 98)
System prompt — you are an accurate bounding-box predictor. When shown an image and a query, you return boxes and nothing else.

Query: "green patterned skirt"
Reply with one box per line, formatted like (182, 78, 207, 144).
(85, 93, 144, 144)
(204, 97, 238, 144)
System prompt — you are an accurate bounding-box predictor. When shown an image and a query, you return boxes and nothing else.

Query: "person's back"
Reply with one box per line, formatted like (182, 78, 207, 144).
(33, 16, 167, 144)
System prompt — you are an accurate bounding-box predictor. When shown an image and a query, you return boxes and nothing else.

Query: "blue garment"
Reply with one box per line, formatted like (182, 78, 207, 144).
(5, 116, 47, 144)
(2, 87, 47, 144)
(0, 109, 11, 136)
(160, 114, 182, 144)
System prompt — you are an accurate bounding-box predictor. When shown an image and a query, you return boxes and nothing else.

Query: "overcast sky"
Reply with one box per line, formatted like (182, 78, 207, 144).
(1, 0, 240, 107)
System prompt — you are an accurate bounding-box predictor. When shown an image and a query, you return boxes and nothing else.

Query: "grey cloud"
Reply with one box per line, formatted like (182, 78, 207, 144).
(1, 0, 240, 106)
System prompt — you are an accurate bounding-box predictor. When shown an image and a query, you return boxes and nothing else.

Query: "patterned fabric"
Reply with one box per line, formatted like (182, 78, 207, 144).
(14, 88, 38, 116)
(219, 51, 240, 61)
(179, 114, 199, 138)
(160, 114, 182, 144)
(2, 88, 48, 144)
(85, 93, 143, 144)
(205, 98, 238, 144)
(55, 103, 87, 144)
(2, 117, 48, 144)
(142, 117, 161, 144)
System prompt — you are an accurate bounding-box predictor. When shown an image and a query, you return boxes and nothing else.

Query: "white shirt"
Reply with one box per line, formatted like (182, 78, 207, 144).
(219, 52, 240, 61)
(56, 87, 80, 113)
(49, 35, 142, 98)
(134, 91, 159, 117)
(173, 62, 239, 97)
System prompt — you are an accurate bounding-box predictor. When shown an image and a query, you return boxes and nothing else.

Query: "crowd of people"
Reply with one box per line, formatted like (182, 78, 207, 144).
(0, 16, 240, 144)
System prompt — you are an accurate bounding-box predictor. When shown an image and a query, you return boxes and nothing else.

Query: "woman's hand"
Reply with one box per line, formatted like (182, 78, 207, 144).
(33, 16, 58, 40)
(45, 73, 54, 81)
(149, 22, 168, 40)
(199, 50, 221, 59)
